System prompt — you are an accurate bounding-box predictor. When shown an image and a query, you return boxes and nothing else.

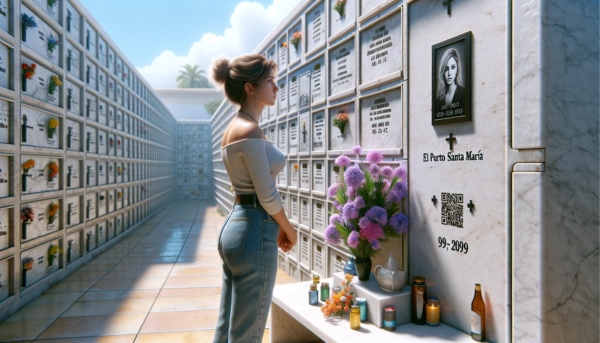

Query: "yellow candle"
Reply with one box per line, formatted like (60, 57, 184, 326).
(426, 297, 440, 326)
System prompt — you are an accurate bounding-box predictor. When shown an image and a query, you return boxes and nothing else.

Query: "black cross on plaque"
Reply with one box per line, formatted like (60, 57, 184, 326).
(302, 121, 307, 143)
(467, 200, 475, 213)
(431, 195, 437, 206)
(443, 0, 455, 16)
(446, 132, 457, 151)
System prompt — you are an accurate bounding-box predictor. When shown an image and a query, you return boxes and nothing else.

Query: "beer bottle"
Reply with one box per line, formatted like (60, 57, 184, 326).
(470, 283, 485, 341)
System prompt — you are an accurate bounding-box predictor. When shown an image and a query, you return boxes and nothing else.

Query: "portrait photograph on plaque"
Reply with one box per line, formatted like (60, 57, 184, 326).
(431, 31, 471, 126)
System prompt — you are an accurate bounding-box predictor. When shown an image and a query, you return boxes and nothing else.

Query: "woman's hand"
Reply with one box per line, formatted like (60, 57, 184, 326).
(277, 227, 291, 252)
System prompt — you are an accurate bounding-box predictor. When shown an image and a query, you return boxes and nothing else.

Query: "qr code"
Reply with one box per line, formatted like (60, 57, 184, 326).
(441, 192, 463, 228)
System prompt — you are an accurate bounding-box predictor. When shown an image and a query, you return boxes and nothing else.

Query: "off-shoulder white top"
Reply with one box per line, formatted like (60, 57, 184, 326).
(221, 138, 286, 215)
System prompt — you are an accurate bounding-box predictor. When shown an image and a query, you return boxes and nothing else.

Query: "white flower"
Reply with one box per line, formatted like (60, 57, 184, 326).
(340, 296, 347, 302)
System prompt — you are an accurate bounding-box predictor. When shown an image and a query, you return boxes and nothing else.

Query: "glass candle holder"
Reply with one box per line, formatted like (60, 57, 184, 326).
(312, 274, 320, 285)
(426, 297, 440, 326)
(320, 282, 330, 302)
(356, 297, 367, 322)
(350, 305, 361, 330)
(309, 284, 318, 305)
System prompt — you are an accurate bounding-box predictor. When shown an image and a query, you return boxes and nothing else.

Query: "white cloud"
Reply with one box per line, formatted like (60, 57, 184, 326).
(137, 0, 299, 88)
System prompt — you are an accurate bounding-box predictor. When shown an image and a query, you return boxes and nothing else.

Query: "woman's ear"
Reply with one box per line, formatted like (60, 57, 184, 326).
(244, 82, 254, 96)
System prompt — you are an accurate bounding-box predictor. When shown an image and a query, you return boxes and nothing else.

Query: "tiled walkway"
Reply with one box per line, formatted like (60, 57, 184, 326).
(0, 201, 297, 342)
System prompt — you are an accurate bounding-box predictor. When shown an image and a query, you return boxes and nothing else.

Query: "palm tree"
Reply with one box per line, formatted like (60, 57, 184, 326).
(176, 64, 211, 88)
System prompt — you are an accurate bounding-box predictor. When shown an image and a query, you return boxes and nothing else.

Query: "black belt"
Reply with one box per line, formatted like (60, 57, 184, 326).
(235, 194, 261, 207)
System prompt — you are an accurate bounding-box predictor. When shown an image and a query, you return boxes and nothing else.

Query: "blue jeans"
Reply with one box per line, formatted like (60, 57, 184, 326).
(214, 203, 280, 343)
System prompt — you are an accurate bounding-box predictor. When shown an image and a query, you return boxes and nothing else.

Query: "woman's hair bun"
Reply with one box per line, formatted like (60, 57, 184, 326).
(211, 56, 231, 85)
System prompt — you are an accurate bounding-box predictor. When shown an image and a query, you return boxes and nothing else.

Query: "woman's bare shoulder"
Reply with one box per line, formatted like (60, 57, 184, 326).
(222, 119, 264, 147)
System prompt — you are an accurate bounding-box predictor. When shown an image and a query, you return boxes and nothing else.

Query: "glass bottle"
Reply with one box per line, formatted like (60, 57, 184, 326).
(356, 297, 367, 322)
(309, 283, 318, 305)
(312, 274, 320, 285)
(471, 284, 485, 341)
(383, 306, 396, 331)
(320, 282, 330, 302)
(350, 305, 361, 330)
(426, 297, 440, 326)
(411, 276, 427, 325)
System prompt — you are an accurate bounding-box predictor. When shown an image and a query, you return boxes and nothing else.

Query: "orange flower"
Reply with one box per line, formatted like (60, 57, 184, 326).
(22, 159, 35, 170)
(48, 203, 59, 216)
(293, 31, 302, 40)
(325, 300, 330, 305)
(345, 300, 350, 305)
(337, 305, 342, 311)
(345, 287, 349, 292)
(344, 306, 349, 312)
(346, 295, 352, 300)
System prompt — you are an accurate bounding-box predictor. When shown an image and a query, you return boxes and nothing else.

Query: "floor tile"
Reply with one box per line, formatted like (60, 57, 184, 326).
(157, 287, 221, 298)
(134, 330, 216, 343)
(37, 314, 147, 339)
(0, 318, 55, 341)
(32, 335, 136, 342)
(78, 290, 160, 302)
(169, 267, 221, 276)
(63, 271, 107, 282)
(61, 299, 155, 317)
(90, 278, 166, 291)
(30, 292, 84, 305)
(103, 269, 171, 279)
(139, 310, 219, 333)
(163, 276, 222, 288)
(46, 280, 96, 293)
(5, 302, 73, 321)
(150, 295, 221, 312)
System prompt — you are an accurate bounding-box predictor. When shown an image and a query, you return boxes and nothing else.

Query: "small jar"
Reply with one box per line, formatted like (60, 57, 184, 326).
(320, 282, 330, 302)
(356, 297, 367, 322)
(411, 276, 427, 325)
(330, 286, 342, 302)
(350, 305, 361, 330)
(426, 297, 440, 326)
(312, 274, 320, 285)
(383, 306, 396, 331)
(309, 283, 318, 305)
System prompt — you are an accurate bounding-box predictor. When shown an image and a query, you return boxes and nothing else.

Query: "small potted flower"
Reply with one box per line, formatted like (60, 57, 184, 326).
(47, 117, 58, 139)
(48, 244, 61, 266)
(321, 274, 354, 317)
(334, 0, 347, 17)
(21, 63, 36, 92)
(22, 159, 35, 192)
(22, 257, 34, 287)
(281, 41, 287, 49)
(290, 31, 302, 53)
(333, 112, 349, 137)
(21, 13, 37, 43)
(47, 35, 59, 55)
(21, 207, 34, 240)
(47, 161, 58, 182)
(48, 75, 62, 96)
(47, 202, 59, 225)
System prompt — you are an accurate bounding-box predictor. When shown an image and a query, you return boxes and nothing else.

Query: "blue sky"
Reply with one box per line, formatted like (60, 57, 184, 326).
(81, 0, 299, 88)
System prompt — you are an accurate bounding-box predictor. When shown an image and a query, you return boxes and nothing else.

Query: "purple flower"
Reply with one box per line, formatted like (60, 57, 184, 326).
(348, 222, 356, 231)
(358, 216, 371, 229)
(335, 155, 351, 167)
(381, 166, 394, 179)
(360, 222, 385, 242)
(389, 213, 409, 234)
(328, 183, 339, 197)
(325, 225, 342, 245)
(368, 164, 380, 176)
(366, 150, 383, 164)
(382, 179, 390, 193)
(347, 231, 360, 248)
(371, 239, 381, 250)
(333, 200, 343, 211)
(353, 196, 366, 209)
(342, 203, 358, 220)
(330, 214, 342, 225)
(388, 181, 408, 203)
(346, 186, 356, 198)
(365, 206, 388, 226)
(351, 146, 362, 155)
(393, 167, 407, 181)
(344, 166, 365, 189)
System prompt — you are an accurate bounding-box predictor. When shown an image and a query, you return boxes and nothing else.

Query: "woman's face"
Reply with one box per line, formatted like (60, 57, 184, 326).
(255, 69, 278, 106)
(443, 57, 458, 86)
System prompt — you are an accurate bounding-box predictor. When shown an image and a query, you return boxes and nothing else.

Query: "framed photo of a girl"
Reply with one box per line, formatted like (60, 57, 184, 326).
(432, 31, 472, 125)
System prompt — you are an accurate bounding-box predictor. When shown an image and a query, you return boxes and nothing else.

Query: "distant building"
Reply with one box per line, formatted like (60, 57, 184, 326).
(155, 88, 223, 120)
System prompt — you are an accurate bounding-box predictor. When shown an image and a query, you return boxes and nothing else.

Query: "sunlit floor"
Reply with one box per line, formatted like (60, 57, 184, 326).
(0, 200, 298, 342)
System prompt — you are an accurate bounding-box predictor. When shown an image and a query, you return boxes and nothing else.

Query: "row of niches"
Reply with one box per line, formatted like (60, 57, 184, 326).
(176, 133, 210, 141)
(177, 152, 210, 163)
(259, 0, 403, 114)
(261, 84, 403, 155)
(177, 165, 206, 175)
(177, 175, 208, 187)
(177, 124, 210, 132)
(177, 187, 209, 199)
(176, 141, 208, 151)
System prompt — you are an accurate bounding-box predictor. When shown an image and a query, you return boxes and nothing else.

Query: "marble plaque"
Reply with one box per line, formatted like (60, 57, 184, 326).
(66, 196, 80, 227)
(98, 36, 107, 66)
(21, 5, 60, 66)
(108, 133, 116, 156)
(98, 100, 107, 125)
(86, 194, 96, 220)
(66, 231, 80, 263)
(116, 135, 123, 157)
(108, 77, 115, 100)
(20, 198, 61, 241)
(280, 192, 288, 214)
(360, 0, 387, 16)
(289, 161, 299, 188)
(85, 226, 96, 252)
(108, 48, 115, 73)
(85, 160, 96, 187)
(306, 2, 325, 53)
(84, 22, 97, 58)
(288, 119, 298, 154)
(275, 122, 286, 152)
(66, 41, 81, 80)
(21, 56, 60, 107)
(360, 87, 402, 149)
(20, 238, 60, 288)
(298, 71, 311, 111)
(65, 119, 81, 152)
(289, 228, 299, 261)
(300, 161, 310, 190)
(65, 159, 81, 189)
(97, 130, 107, 155)
(329, 102, 356, 151)
(268, 126, 276, 143)
(116, 57, 122, 78)
(312, 111, 325, 152)
(66, 2, 80, 42)
(288, 75, 298, 113)
(300, 233, 310, 267)
(116, 216, 122, 235)
(85, 59, 96, 90)
(278, 79, 287, 115)
(108, 163, 115, 184)
(328, 247, 348, 277)
(329, 0, 356, 38)
(290, 194, 299, 222)
(21, 106, 59, 149)
(0, 208, 9, 250)
(116, 84, 123, 105)
(297, 112, 311, 153)
(117, 110, 123, 131)
(312, 238, 326, 277)
(278, 39, 288, 70)
(98, 69, 107, 96)
(311, 60, 325, 104)
(84, 92, 97, 121)
(313, 160, 326, 193)
(288, 260, 298, 280)
(97, 161, 106, 186)
(108, 105, 115, 128)
(0, 0, 8, 33)
(123, 212, 128, 229)
(329, 161, 342, 188)
(0, 258, 9, 301)
(300, 197, 311, 226)
(66, 81, 81, 116)
(278, 254, 286, 272)
(0, 43, 8, 89)
(108, 220, 114, 240)
(329, 39, 356, 97)
(360, 11, 402, 85)
(288, 22, 302, 63)
(278, 161, 287, 186)
(21, 156, 59, 194)
(97, 222, 106, 246)
(313, 200, 326, 234)
(85, 125, 96, 153)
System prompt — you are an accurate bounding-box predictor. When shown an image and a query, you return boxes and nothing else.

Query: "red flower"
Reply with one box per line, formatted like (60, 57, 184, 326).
(21, 64, 27, 70)
(31, 64, 36, 69)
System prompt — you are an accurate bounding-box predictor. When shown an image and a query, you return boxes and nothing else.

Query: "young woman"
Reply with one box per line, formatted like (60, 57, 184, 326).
(211, 54, 298, 343)
(436, 48, 465, 114)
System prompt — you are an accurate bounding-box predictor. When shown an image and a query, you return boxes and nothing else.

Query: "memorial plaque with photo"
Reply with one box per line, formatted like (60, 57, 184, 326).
(268, 126, 276, 143)
(65, 120, 80, 152)
(0, 43, 8, 89)
(288, 75, 298, 113)
(306, 1, 325, 53)
(278, 122, 287, 152)
(0, 258, 8, 301)
(298, 71, 311, 111)
(0, 208, 8, 250)
(329, 38, 356, 97)
(312, 111, 325, 152)
(289, 161, 299, 188)
(312, 238, 326, 277)
(66, 196, 80, 226)
(329, 102, 355, 151)
(312, 160, 326, 193)
(116, 135, 123, 157)
(278, 162, 287, 186)
(300, 161, 310, 190)
(288, 22, 302, 64)
(278, 79, 287, 115)
(278, 39, 287, 70)
(20, 198, 60, 241)
(0, 0, 8, 33)
(21, 56, 60, 107)
(98, 69, 107, 96)
(360, 87, 402, 149)
(108, 163, 115, 184)
(288, 119, 298, 154)
(329, 0, 356, 38)
(290, 194, 299, 222)
(85, 59, 96, 90)
(300, 233, 310, 268)
(20, 238, 60, 288)
(300, 197, 311, 226)
(66, 81, 81, 116)
(298, 112, 311, 153)
(20, 156, 59, 194)
(360, 9, 402, 86)
(21, 6, 60, 66)
(328, 247, 349, 277)
(116, 216, 122, 235)
(21, 106, 60, 149)
(311, 60, 325, 105)
(313, 200, 326, 234)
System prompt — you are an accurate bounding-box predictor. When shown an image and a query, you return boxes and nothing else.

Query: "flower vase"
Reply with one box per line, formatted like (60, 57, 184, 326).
(21, 73, 27, 92)
(48, 214, 55, 225)
(335, 6, 345, 17)
(21, 24, 27, 43)
(22, 270, 27, 288)
(22, 173, 29, 192)
(47, 128, 55, 139)
(22, 222, 28, 240)
(344, 256, 357, 276)
(354, 257, 372, 281)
